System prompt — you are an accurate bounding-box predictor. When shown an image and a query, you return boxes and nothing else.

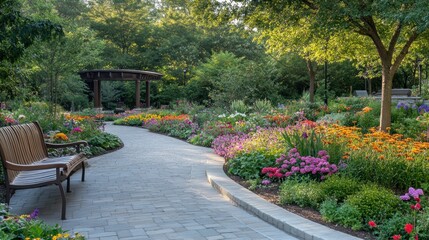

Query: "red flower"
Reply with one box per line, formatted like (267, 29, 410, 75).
(414, 203, 421, 210)
(392, 235, 401, 240)
(368, 220, 377, 228)
(405, 223, 414, 234)
(414, 235, 418, 240)
(414, 197, 420, 202)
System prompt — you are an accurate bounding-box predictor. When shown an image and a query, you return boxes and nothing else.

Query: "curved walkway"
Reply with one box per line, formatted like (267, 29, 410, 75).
(9, 124, 360, 240)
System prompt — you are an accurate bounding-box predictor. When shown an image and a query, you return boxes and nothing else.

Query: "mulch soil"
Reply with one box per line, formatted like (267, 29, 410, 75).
(223, 165, 374, 240)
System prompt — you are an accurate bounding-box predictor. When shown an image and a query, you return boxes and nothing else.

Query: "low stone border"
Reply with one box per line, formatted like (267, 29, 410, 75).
(205, 160, 362, 240)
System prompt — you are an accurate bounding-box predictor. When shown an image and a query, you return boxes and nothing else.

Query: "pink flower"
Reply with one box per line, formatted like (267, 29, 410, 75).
(392, 235, 401, 240)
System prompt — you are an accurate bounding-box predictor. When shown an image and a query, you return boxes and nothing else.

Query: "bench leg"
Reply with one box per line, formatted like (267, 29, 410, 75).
(81, 162, 85, 182)
(58, 183, 67, 220)
(5, 188, 11, 205)
(67, 177, 71, 193)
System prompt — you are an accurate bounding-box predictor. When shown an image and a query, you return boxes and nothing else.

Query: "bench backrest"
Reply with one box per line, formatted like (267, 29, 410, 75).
(391, 89, 411, 97)
(0, 122, 48, 183)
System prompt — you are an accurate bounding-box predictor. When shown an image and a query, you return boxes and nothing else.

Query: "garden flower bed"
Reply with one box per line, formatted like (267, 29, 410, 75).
(111, 97, 429, 239)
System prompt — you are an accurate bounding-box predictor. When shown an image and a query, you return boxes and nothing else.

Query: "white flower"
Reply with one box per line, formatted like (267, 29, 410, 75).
(18, 114, 25, 120)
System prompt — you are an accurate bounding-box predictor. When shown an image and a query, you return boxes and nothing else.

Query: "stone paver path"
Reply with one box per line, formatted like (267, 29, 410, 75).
(10, 124, 298, 240)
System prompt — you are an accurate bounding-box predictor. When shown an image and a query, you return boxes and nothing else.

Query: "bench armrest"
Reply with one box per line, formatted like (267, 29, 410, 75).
(46, 141, 88, 152)
(5, 161, 67, 171)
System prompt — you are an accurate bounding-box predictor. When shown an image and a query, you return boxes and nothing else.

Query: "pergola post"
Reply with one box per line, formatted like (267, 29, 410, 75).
(135, 80, 141, 108)
(79, 70, 162, 111)
(93, 79, 101, 109)
(145, 80, 150, 108)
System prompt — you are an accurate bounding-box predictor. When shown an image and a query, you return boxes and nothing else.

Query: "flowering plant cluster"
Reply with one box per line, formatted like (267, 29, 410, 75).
(0, 204, 84, 240)
(368, 187, 426, 240)
(261, 148, 338, 181)
(212, 133, 250, 160)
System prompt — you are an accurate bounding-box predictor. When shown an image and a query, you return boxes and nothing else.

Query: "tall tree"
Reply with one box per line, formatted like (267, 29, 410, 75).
(235, 0, 429, 130)
(86, 0, 154, 68)
(0, 0, 63, 100)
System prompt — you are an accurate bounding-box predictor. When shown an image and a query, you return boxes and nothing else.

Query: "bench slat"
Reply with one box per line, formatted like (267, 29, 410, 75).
(0, 122, 88, 220)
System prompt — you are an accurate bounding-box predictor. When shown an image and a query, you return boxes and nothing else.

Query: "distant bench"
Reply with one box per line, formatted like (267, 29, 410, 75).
(0, 122, 88, 220)
(373, 88, 421, 101)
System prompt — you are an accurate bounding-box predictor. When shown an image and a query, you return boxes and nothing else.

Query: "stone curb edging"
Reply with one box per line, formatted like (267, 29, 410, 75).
(205, 164, 362, 240)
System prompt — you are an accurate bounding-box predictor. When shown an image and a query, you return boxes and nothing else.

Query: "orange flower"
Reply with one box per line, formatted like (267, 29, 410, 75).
(54, 133, 68, 141)
(362, 107, 373, 113)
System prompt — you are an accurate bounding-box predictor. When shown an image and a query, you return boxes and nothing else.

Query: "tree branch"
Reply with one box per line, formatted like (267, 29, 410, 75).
(300, 0, 318, 10)
(360, 16, 388, 63)
(388, 22, 402, 58)
(391, 31, 419, 73)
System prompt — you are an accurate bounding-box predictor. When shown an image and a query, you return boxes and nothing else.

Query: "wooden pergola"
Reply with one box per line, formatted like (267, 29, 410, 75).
(79, 69, 163, 109)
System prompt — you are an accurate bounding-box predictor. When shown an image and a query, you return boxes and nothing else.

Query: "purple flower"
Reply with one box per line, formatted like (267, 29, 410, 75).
(29, 208, 39, 219)
(261, 179, 271, 185)
(302, 132, 308, 139)
(418, 104, 429, 114)
(400, 194, 411, 201)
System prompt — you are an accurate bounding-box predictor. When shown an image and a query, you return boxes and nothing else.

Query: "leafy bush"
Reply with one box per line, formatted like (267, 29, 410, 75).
(253, 99, 273, 114)
(320, 175, 362, 202)
(320, 199, 363, 230)
(375, 213, 413, 240)
(86, 132, 123, 156)
(227, 152, 277, 180)
(346, 185, 403, 222)
(279, 178, 324, 208)
(230, 100, 248, 114)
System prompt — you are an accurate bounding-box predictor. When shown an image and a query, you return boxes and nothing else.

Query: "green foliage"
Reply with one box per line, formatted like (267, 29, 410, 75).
(86, 132, 123, 156)
(252, 99, 273, 114)
(320, 175, 362, 203)
(355, 101, 381, 133)
(375, 213, 414, 240)
(345, 185, 403, 222)
(320, 200, 363, 231)
(230, 100, 248, 114)
(279, 178, 324, 209)
(227, 152, 277, 180)
(282, 129, 324, 157)
(344, 153, 429, 192)
(0, 204, 84, 240)
(192, 52, 281, 108)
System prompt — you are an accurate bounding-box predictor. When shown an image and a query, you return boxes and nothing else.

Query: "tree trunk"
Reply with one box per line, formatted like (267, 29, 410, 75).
(306, 59, 316, 103)
(379, 67, 394, 131)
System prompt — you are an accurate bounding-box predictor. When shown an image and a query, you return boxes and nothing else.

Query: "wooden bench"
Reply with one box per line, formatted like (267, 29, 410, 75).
(0, 122, 88, 220)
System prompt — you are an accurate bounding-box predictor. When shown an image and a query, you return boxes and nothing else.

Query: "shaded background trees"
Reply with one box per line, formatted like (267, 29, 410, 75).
(1, 0, 429, 118)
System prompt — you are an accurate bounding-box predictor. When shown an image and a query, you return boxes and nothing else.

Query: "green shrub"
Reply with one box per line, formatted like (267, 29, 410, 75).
(355, 101, 380, 133)
(227, 152, 277, 180)
(230, 100, 248, 114)
(86, 132, 123, 156)
(279, 178, 324, 208)
(375, 213, 413, 240)
(336, 203, 364, 230)
(320, 199, 364, 231)
(253, 99, 273, 114)
(320, 175, 362, 203)
(345, 185, 403, 222)
(320, 199, 340, 222)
